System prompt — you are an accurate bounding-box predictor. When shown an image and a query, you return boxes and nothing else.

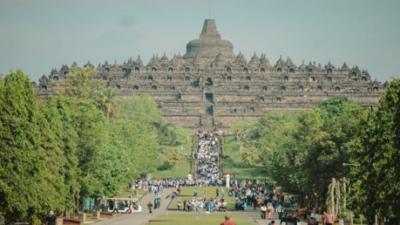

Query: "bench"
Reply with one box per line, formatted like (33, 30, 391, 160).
(100, 211, 113, 218)
(57, 217, 82, 225)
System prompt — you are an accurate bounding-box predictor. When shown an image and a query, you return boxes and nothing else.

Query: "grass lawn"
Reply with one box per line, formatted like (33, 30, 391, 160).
(153, 136, 194, 179)
(222, 135, 272, 181)
(168, 187, 236, 211)
(145, 213, 255, 225)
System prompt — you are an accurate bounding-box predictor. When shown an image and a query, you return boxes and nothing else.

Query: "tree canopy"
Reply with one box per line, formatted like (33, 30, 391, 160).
(0, 68, 188, 224)
(350, 78, 400, 222)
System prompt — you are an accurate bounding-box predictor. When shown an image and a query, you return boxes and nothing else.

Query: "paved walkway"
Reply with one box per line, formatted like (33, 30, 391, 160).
(93, 191, 174, 225)
(240, 207, 281, 225)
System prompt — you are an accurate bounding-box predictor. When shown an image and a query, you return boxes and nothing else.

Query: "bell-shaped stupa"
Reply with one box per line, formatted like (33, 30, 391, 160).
(184, 19, 236, 62)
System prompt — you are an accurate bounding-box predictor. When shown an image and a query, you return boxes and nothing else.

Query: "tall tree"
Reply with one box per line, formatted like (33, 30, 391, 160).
(0, 70, 45, 224)
(61, 66, 104, 102)
(71, 99, 107, 199)
(102, 88, 118, 120)
(53, 96, 80, 212)
(107, 95, 162, 180)
(350, 78, 400, 223)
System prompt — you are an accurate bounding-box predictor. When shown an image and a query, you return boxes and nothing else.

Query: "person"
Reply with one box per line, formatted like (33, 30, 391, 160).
(310, 208, 320, 225)
(253, 197, 258, 210)
(126, 203, 134, 214)
(157, 198, 161, 208)
(268, 203, 274, 219)
(154, 198, 158, 209)
(216, 188, 220, 197)
(108, 201, 114, 211)
(220, 214, 237, 225)
(177, 200, 182, 211)
(209, 199, 215, 213)
(112, 205, 119, 213)
(260, 205, 267, 219)
(46, 211, 57, 225)
(268, 220, 275, 225)
(193, 188, 198, 197)
(323, 211, 334, 225)
(147, 202, 153, 214)
(222, 200, 227, 212)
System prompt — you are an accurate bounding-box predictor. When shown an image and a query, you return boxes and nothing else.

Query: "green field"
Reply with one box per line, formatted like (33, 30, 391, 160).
(168, 187, 236, 211)
(145, 213, 255, 225)
(222, 135, 270, 180)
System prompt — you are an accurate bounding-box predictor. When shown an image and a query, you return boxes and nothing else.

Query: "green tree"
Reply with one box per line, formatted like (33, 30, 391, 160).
(239, 145, 260, 166)
(163, 148, 183, 169)
(159, 123, 189, 145)
(300, 98, 368, 206)
(62, 66, 104, 102)
(102, 88, 118, 120)
(71, 99, 107, 198)
(230, 120, 258, 141)
(243, 98, 368, 207)
(59, 66, 110, 199)
(35, 97, 68, 216)
(118, 94, 163, 129)
(106, 95, 162, 181)
(350, 78, 400, 223)
(53, 96, 80, 212)
(0, 70, 45, 224)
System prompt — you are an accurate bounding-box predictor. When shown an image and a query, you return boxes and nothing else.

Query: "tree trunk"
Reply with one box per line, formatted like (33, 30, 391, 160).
(343, 177, 346, 211)
(331, 178, 335, 215)
(336, 181, 340, 218)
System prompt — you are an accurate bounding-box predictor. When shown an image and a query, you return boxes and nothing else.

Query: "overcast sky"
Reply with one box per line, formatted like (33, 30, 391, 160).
(1, 0, 399, 83)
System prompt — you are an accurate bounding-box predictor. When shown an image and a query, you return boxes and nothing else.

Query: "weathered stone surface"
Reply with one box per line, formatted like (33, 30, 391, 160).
(184, 19, 236, 61)
(36, 19, 385, 128)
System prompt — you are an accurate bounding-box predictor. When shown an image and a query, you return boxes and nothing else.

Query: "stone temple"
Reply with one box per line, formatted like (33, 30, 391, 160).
(36, 19, 385, 128)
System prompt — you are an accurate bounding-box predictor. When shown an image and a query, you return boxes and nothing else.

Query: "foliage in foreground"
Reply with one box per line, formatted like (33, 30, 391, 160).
(232, 79, 400, 222)
(0, 69, 188, 224)
(350, 78, 400, 222)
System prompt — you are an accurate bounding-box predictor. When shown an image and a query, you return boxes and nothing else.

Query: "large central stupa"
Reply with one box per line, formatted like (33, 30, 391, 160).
(184, 19, 236, 61)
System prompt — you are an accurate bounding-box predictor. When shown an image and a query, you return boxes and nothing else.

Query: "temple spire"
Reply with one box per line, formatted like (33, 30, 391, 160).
(200, 19, 221, 40)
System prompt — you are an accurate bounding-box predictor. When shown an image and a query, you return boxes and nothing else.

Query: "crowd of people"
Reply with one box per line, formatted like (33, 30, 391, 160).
(227, 180, 293, 218)
(130, 178, 192, 190)
(176, 197, 228, 213)
(130, 130, 299, 220)
(194, 130, 224, 186)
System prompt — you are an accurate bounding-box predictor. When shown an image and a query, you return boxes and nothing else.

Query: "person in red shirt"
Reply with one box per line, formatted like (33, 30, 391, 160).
(220, 215, 237, 225)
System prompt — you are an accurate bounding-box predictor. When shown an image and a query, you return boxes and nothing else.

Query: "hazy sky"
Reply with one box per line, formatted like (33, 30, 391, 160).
(1, 0, 399, 83)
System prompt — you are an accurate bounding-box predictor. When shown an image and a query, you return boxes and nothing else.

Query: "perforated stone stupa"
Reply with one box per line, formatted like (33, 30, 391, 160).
(37, 19, 385, 128)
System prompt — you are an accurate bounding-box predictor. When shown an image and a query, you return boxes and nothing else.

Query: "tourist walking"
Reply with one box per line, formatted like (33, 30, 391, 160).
(268, 203, 274, 219)
(261, 205, 267, 219)
(147, 202, 153, 214)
